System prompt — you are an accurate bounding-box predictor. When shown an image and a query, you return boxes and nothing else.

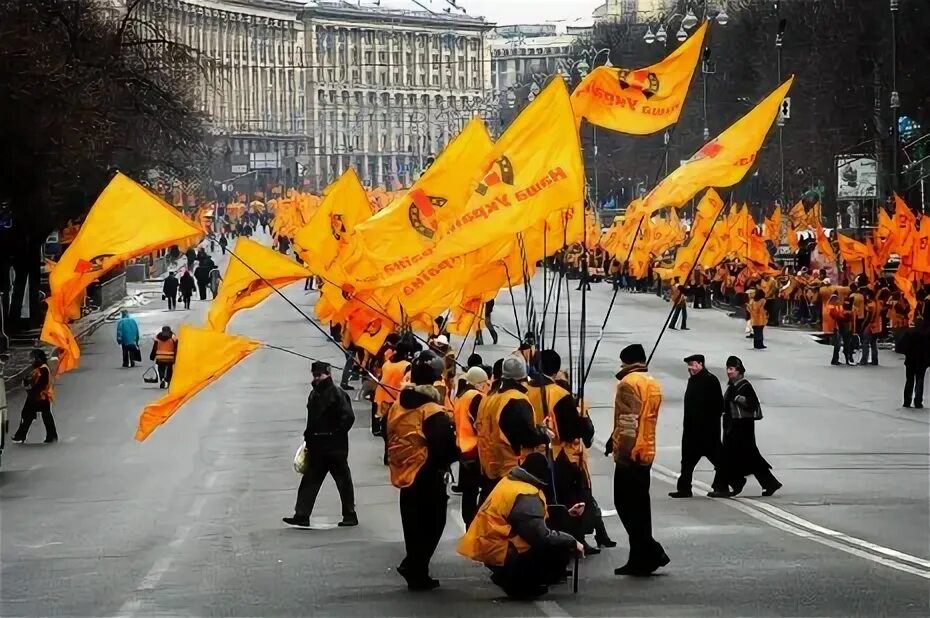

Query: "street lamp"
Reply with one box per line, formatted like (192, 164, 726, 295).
(682, 8, 700, 30)
(890, 0, 900, 194)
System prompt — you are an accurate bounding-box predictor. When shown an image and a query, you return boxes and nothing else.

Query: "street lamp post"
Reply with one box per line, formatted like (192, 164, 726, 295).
(890, 0, 900, 195)
(776, 17, 787, 210)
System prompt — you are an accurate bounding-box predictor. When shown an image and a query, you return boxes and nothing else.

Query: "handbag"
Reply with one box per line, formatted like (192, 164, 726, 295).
(293, 441, 308, 474)
(129, 345, 142, 363)
(142, 365, 160, 384)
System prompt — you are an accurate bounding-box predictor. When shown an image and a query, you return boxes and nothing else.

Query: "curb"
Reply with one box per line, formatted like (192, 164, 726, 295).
(2, 301, 127, 394)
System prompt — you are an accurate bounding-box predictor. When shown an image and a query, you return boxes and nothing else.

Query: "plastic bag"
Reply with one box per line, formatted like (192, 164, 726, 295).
(142, 366, 160, 384)
(293, 441, 308, 475)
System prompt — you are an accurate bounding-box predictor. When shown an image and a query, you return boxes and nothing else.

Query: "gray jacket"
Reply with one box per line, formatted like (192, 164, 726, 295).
(506, 467, 577, 554)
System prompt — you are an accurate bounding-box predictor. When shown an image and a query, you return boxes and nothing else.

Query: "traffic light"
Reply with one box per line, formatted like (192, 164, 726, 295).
(779, 97, 791, 121)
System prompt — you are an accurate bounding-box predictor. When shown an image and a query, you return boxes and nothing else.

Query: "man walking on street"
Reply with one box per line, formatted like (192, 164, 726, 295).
(162, 272, 179, 311)
(858, 289, 881, 366)
(284, 361, 358, 528)
(608, 343, 669, 576)
(669, 354, 731, 498)
(669, 279, 689, 330)
(116, 310, 140, 368)
(149, 326, 178, 389)
(179, 270, 195, 310)
(12, 350, 58, 444)
(899, 309, 929, 408)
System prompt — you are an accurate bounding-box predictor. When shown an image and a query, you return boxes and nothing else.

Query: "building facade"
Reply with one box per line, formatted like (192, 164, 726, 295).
(593, 0, 673, 23)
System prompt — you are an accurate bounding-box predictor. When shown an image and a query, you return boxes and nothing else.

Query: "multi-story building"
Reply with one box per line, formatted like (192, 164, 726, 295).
(135, 0, 493, 192)
(593, 0, 674, 23)
(303, 2, 493, 191)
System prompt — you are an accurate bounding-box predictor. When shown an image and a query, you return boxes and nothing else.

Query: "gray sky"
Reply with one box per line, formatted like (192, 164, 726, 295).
(377, 0, 603, 26)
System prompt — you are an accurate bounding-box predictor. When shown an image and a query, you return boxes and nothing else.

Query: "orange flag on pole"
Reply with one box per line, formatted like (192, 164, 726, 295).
(206, 237, 313, 332)
(571, 22, 707, 135)
(135, 326, 260, 442)
(672, 189, 726, 280)
(639, 78, 794, 216)
(913, 215, 930, 273)
(837, 233, 871, 275)
(892, 194, 916, 257)
(815, 222, 835, 262)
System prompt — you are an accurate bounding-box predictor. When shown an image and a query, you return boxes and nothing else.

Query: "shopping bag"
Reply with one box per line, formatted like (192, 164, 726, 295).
(293, 441, 308, 475)
(129, 345, 142, 363)
(142, 365, 160, 384)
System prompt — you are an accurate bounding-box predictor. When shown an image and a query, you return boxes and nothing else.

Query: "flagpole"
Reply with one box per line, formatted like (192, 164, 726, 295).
(564, 253, 574, 385)
(502, 261, 523, 340)
(578, 203, 589, 400)
(646, 192, 732, 366)
(540, 222, 548, 351)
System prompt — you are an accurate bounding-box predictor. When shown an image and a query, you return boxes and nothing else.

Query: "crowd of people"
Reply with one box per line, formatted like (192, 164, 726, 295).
(283, 318, 788, 598)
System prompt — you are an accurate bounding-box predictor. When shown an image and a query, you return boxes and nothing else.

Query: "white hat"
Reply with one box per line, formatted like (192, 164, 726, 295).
(465, 367, 489, 386)
(435, 335, 449, 346)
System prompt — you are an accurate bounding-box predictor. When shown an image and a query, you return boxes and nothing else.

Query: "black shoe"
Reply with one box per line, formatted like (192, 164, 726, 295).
(668, 490, 692, 498)
(491, 332, 499, 345)
(341, 384, 355, 391)
(761, 482, 783, 497)
(43, 437, 58, 444)
(707, 489, 732, 498)
(338, 513, 359, 527)
(614, 563, 648, 576)
(282, 516, 310, 528)
(730, 479, 746, 497)
(830, 361, 841, 366)
(903, 402, 912, 408)
(595, 534, 617, 548)
(407, 577, 440, 592)
(121, 364, 129, 368)
(669, 326, 677, 330)
(681, 327, 690, 331)
(915, 404, 925, 409)
(582, 542, 601, 557)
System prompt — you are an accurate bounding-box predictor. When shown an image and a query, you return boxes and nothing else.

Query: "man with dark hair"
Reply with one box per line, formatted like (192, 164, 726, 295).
(899, 310, 930, 408)
(669, 354, 731, 498)
(284, 361, 357, 529)
(608, 343, 669, 576)
(386, 352, 458, 591)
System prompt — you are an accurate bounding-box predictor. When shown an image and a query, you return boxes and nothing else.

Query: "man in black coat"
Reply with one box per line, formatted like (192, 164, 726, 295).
(669, 354, 732, 498)
(899, 308, 930, 409)
(283, 361, 358, 528)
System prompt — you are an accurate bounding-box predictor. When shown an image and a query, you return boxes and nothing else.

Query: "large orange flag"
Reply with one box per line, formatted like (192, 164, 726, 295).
(345, 78, 584, 291)
(815, 222, 835, 261)
(894, 272, 917, 321)
(764, 208, 782, 244)
(892, 194, 916, 257)
(571, 22, 707, 135)
(136, 326, 260, 442)
(639, 78, 794, 216)
(837, 233, 871, 275)
(788, 201, 809, 229)
(206, 237, 312, 332)
(338, 118, 494, 281)
(913, 215, 930, 273)
(672, 189, 726, 279)
(42, 173, 202, 372)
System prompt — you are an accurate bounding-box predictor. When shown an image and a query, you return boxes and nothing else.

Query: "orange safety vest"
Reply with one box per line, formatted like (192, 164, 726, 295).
(867, 300, 884, 334)
(476, 389, 541, 481)
(542, 387, 585, 472)
(32, 364, 54, 402)
(525, 381, 571, 427)
(154, 335, 178, 363)
(611, 371, 662, 465)
(748, 299, 767, 327)
(453, 389, 481, 456)
(457, 476, 544, 567)
(375, 359, 409, 409)
(386, 400, 446, 489)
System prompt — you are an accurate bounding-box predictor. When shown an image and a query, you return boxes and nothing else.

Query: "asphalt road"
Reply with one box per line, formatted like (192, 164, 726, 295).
(2, 246, 928, 617)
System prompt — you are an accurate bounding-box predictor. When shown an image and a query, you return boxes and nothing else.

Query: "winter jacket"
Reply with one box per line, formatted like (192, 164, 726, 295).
(505, 466, 578, 552)
(497, 381, 550, 455)
(682, 368, 724, 442)
(179, 273, 196, 296)
(608, 363, 662, 465)
(116, 317, 140, 346)
(304, 377, 355, 454)
(163, 275, 179, 297)
(390, 385, 459, 474)
(150, 332, 178, 364)
(899, 326, 930, 368)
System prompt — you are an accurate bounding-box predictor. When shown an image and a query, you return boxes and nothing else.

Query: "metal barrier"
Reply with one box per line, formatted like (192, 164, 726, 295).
(91, 273, 127, 309)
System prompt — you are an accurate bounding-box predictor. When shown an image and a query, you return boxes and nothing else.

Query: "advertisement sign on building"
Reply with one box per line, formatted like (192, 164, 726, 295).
(835, 155, 878, 200)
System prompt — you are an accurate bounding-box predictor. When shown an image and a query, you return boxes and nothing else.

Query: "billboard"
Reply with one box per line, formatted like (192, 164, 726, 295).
(836, 155, 877, 200)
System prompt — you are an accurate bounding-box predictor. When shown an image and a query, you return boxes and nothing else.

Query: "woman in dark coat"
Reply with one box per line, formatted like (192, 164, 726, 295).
(723, 356, 782, 497)
(179, 270, 196, 309)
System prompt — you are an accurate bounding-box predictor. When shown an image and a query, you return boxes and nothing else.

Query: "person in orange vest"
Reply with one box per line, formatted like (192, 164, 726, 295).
(748, 289, 768, 350)
(386, 352, 458, 591)
(475, 356, 550, 505)
(458, 452, 583, 599)
(454, 366, 491, 527)
(830, 297, 855, 366)
(375, 342, 414, 462)
(668, 278, 689, 330)
(149, 326, 178, 389)
(11, 349, 58, 444)
(606, 344, 669, 577)
(859, 289, 882, 366)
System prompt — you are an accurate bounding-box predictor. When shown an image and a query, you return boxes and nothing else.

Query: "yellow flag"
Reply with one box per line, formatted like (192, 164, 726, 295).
(39, 313, 80, 375)
(295, 168, 372, 278)
(571, 22, 707, 135)
(893, 193, 916, 256)
(672, 189, 726, 279)
(135, 326, 260, 442)
(788, 201, 809, 229)
(206, 237, 313, 332)
(48, 173, 202, 320)
(837, 233, 871, 275)
(640, 78, 794, 216)
(346, 79, 584, 291)
(765, 208, 782, 243)
(816, 222, 835, 261)
(339, 119, 494, 281)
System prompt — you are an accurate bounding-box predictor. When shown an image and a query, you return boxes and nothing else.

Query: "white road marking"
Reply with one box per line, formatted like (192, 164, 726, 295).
(187, 496, 207, 517)
(137, 556, 173, 590)
(27, 464, 41, 472)
(64, 436, 77, 443)
(169, 525, 193, 548)
(86, 415, 96, 422)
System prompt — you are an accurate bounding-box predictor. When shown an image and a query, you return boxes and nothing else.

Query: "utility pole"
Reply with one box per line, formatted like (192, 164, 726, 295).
(890, 0, 900, 195)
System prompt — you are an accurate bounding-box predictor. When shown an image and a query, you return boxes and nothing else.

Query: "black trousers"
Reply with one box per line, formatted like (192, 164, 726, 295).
(182, 294, 192, 309)
(613, 462, 665, 569)
(490, 544, 573, 596)
(677, 438, 729, 492)
(166, 296, 177, 311)
(13, 400, 57, 442)
(121, 345, 137, 367)
(197, 281, 208, 300)
(753, 325, 765, 349)
(670, 304, 687, 329)
(399, 469, 448, 579)
(458, 458, 481, 528)
(295, 451, 356, 518)
(904, 365, 927, 407)
(156, 362, 174, 384)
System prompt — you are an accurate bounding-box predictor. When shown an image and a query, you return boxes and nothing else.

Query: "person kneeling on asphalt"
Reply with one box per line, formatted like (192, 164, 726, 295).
(458, 452, 583, 599)
(283, 361, 358, 529)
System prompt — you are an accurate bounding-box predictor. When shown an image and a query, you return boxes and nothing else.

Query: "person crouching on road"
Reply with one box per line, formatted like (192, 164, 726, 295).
(476, 356, 550, 506)
(11, 350, 58, 444)
(386, 352, 458, 591)
(454, 366, 491, 527)
(458, 452, 583, 599)
(283, 361, 358, 529)
(150, 326, 178, 389)
(607, 343, 669, 576)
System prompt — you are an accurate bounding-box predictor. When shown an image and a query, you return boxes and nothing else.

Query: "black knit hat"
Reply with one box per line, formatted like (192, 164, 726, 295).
(310, 360, 331, 375)
(619, 343, 647, 365)
(540, 349, 561, 376)
(492, 358, 504, 381)
(520, 452, 550, 486)
(726, 355, 745, 373)
(467, 353, 483, 368)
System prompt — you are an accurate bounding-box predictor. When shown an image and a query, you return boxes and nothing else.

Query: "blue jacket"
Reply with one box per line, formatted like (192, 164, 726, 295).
(116, 316, 140, 346)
